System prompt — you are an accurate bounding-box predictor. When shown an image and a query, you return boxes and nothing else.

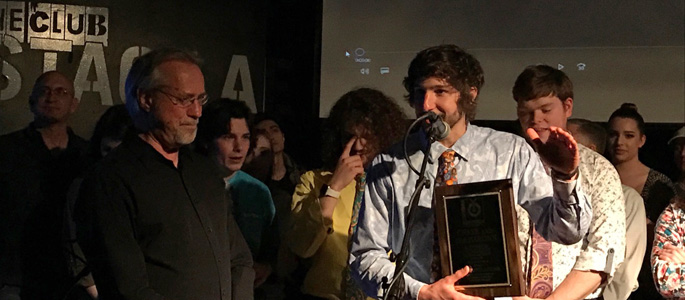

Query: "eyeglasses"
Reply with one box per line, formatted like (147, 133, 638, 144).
(154, 88, 208, 107)
(37, 87, 73, 98)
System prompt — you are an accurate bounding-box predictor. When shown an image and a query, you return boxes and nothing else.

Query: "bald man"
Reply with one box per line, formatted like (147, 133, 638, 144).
(0, 71, 87, 299)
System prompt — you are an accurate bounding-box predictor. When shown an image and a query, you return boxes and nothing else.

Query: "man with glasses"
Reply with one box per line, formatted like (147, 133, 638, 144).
(75, 49, 254, 300)
(0, 71, 87, 300)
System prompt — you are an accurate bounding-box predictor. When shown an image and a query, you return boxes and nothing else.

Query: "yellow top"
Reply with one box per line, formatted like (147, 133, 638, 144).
(288, 170, 358, 299)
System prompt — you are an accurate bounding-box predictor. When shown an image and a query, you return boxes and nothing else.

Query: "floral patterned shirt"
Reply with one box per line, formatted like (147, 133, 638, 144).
(652, 202, 685, 299)
(518, 145, 625, 299)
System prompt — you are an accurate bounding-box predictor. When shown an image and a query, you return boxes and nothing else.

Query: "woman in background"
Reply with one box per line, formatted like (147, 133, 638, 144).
(607, 103, 676, 299)
(607, 103, 676, 222)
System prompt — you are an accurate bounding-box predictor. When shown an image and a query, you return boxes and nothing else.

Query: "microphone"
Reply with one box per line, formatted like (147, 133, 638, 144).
(424, 111, 450, 141)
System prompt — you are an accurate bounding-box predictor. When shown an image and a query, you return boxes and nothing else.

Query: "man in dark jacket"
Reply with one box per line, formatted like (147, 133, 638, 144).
(75, 49, 254, 300)
(0, 71, 87, 300)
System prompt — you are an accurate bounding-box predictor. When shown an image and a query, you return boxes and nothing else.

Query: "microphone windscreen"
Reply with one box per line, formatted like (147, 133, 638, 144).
(435, 120, 450, 140)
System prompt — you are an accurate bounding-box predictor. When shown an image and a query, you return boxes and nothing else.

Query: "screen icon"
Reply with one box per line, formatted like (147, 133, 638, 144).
(380, 67, 390, 74)
(360, 68, 369, 75)
(557, 64, 564, 70)
(577, 63, 586, 71)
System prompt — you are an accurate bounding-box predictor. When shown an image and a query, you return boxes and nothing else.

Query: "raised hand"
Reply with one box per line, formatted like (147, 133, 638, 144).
(320, 137, 364, 219)
(526, 127, 579, 178)
(329, 137, 365, 191)
(418, 266, 486, 300)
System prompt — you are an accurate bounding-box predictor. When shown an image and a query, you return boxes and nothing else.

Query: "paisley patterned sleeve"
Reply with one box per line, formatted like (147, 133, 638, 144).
(651, 203, 685, 298)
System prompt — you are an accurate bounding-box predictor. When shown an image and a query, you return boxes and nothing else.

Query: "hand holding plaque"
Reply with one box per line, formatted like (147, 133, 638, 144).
(418, 266, 486, 300)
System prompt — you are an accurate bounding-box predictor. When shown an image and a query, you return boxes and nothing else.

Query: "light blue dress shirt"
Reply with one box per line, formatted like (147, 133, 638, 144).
(349, 124, 591, 299)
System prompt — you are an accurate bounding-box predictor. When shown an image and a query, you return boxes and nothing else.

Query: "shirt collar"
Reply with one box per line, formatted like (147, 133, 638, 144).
(123, 132, 193, 170)
(429, 122, 475, 163)
(25, 122, 82, 152)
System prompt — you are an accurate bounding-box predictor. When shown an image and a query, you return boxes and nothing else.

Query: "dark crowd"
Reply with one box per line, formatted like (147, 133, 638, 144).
(1, 46, 684, 300)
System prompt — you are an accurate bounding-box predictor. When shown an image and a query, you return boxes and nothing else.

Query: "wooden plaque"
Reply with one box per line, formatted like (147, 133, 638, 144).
(433, 179, 524, 298)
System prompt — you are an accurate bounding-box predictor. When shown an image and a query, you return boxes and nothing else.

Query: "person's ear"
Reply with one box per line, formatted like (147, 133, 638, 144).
(469, 87, 478, 102)
(562, 97, 573, 118)
(138, 89, 153, 112)
(69, 96, 80, 114)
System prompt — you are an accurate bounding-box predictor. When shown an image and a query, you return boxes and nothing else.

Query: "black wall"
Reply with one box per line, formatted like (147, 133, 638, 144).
(265, 0, 322, 169)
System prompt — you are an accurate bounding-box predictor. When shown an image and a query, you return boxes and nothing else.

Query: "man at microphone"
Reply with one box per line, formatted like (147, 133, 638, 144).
(349, 44, 592, 300)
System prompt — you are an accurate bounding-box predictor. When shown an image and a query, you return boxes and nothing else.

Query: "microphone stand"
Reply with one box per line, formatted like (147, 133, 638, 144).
(382, 115, 436, 300)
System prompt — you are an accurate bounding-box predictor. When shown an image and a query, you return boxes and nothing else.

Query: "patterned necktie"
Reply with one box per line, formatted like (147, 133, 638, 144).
(431, 149, 458, 281)
(345, 173, 367, 300)
(348, 173, 366, 238)
(528, 227, 553, 297)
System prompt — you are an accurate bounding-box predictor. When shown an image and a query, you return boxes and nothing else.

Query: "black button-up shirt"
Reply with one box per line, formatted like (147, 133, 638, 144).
(76, 134, 253, 300)
(0, 124, 87, 297)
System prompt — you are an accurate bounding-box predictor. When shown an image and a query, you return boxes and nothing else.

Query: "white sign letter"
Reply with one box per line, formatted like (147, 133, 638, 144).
(0, 35, 22, 101)
(221, 55, 255, 112)
(74, 42, 112, 105)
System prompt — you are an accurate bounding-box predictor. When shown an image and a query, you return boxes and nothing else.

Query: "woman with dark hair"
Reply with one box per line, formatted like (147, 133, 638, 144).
(607, 103, 676, 299)
(287, 88, 406, 299)
(651, 195, 685, 298)
(608, 103, 676, 222)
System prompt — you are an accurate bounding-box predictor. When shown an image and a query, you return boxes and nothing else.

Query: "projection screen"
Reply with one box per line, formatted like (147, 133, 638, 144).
(320, 1, 684, 123)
